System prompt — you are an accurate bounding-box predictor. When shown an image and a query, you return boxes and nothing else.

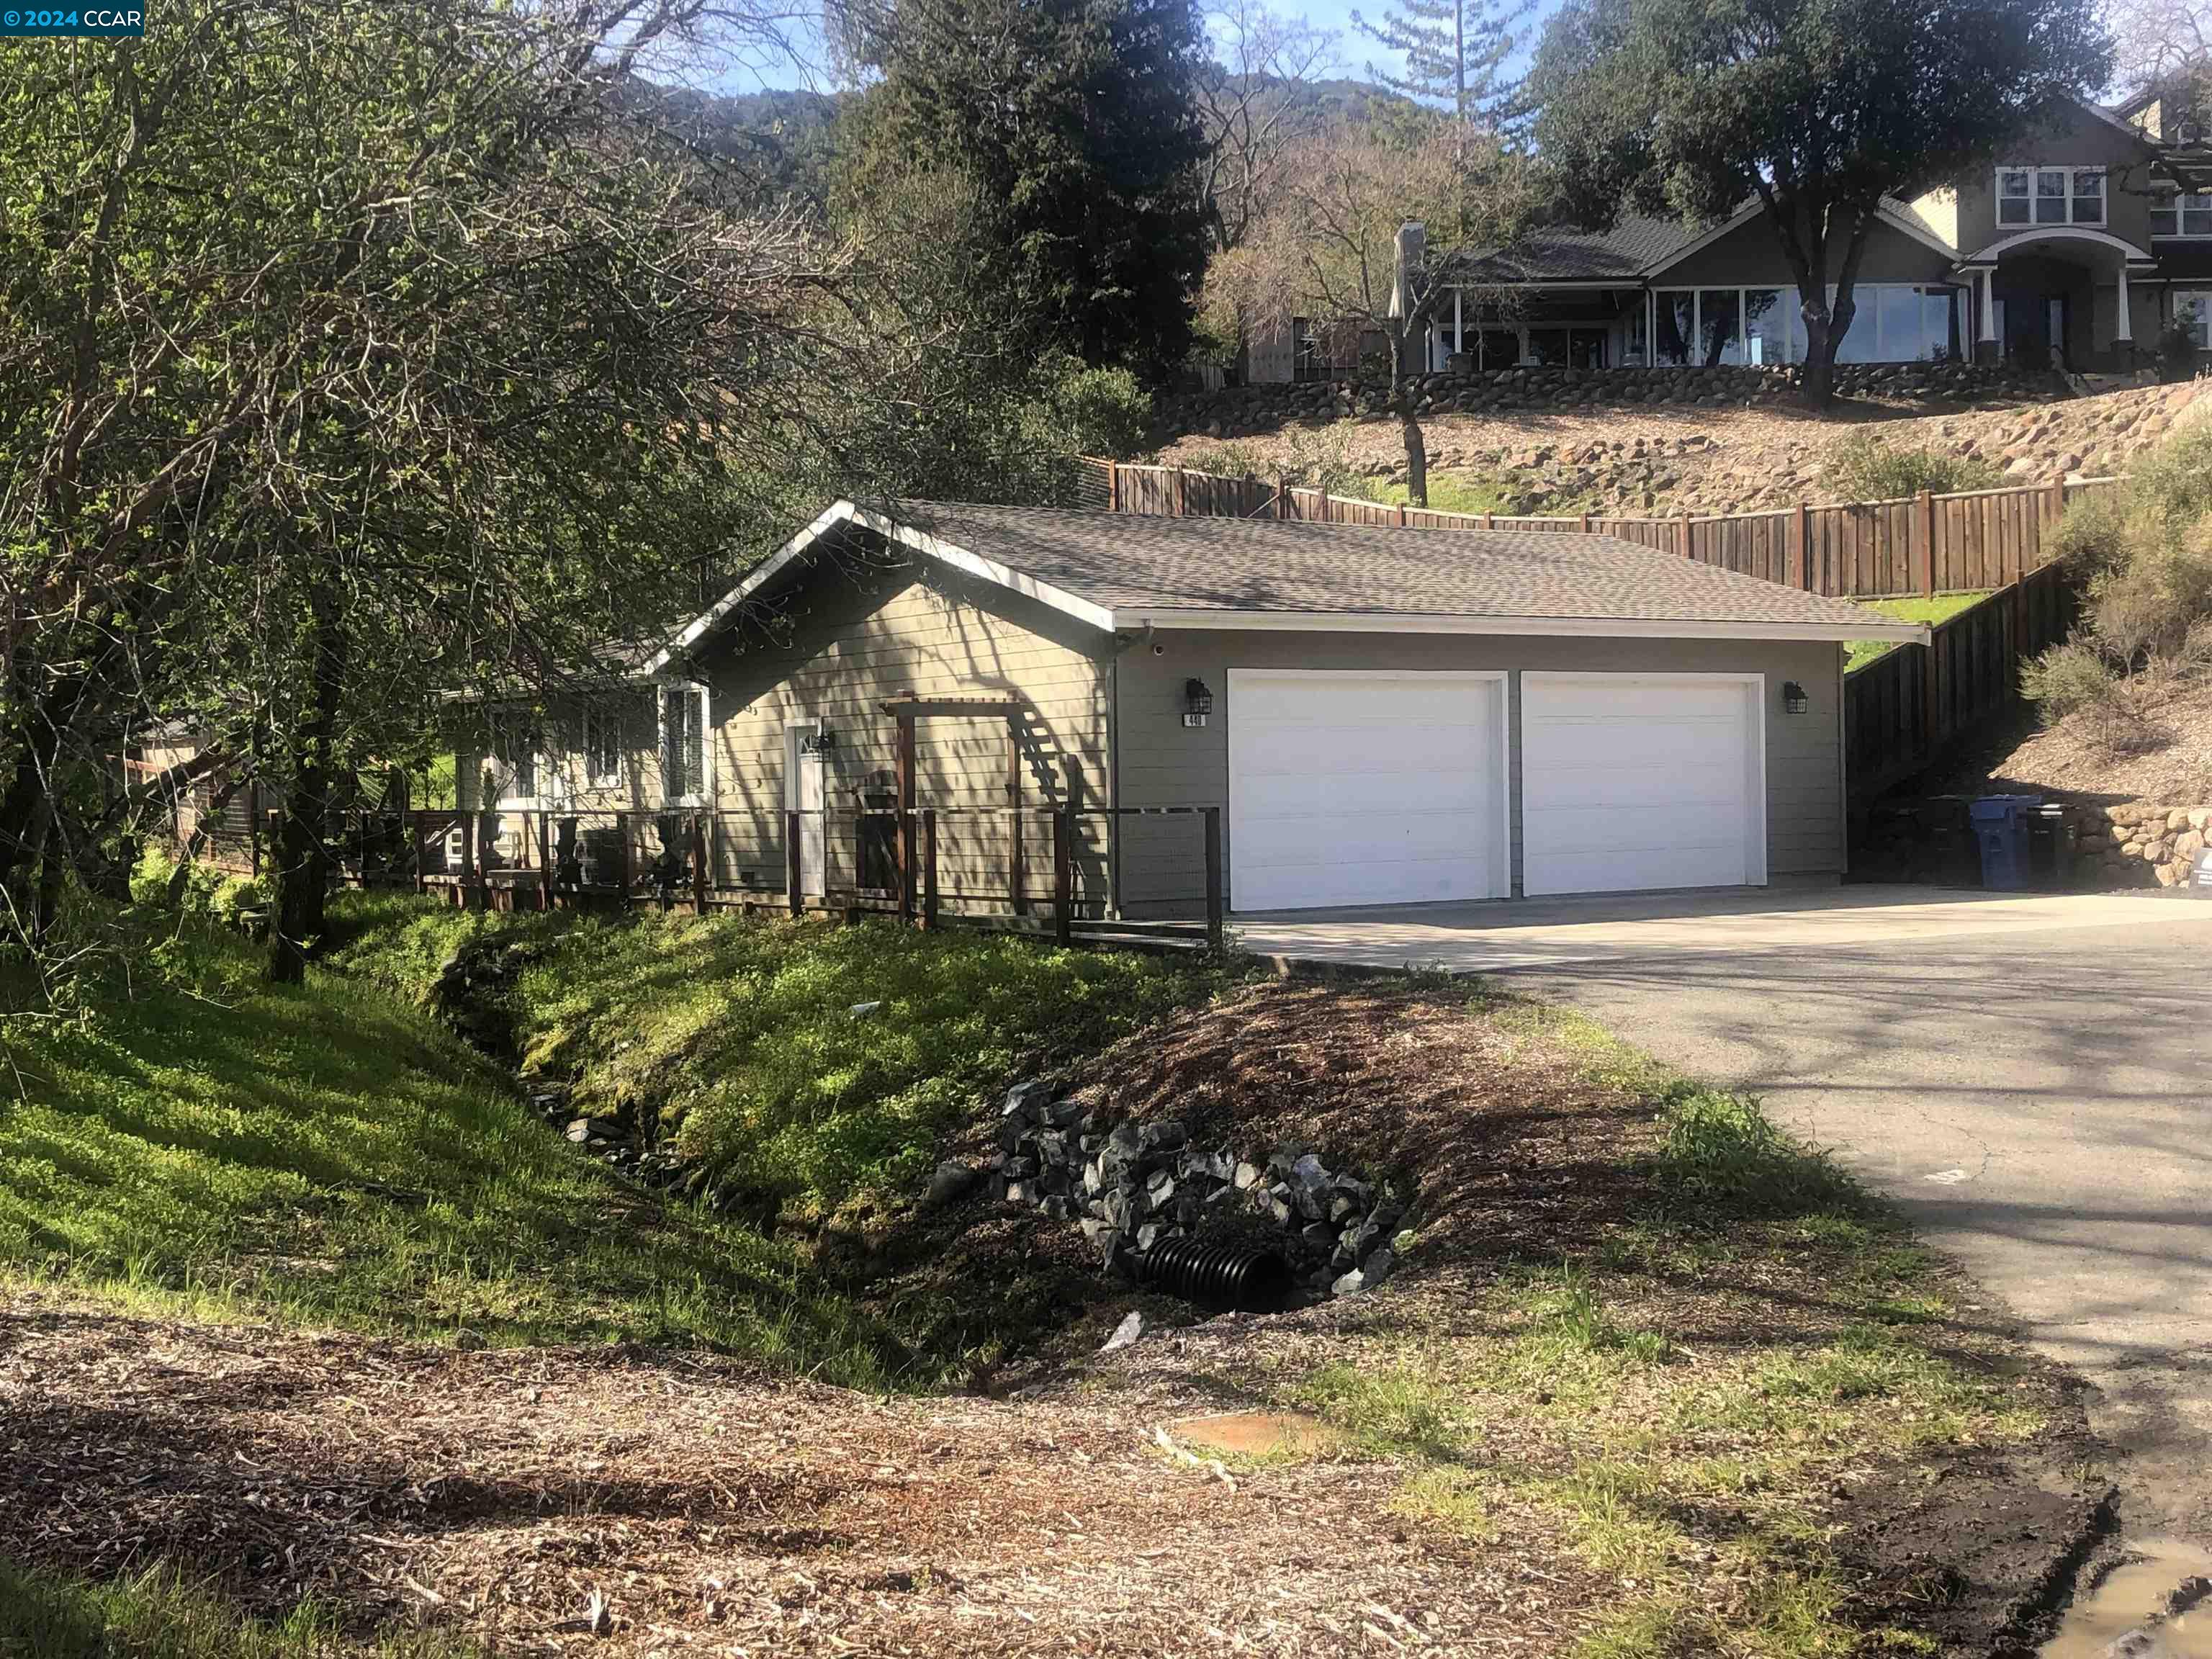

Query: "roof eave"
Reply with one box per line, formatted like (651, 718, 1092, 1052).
(1124, 608, 1930, 644)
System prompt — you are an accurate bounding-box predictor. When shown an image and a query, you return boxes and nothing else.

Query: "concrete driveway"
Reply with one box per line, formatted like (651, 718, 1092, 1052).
(1240, 886, 2212, 1535)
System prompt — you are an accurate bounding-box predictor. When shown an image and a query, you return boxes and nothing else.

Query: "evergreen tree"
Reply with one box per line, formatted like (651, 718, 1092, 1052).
(1350, 0, 1532, 124)
(834, 0, 1212, 379)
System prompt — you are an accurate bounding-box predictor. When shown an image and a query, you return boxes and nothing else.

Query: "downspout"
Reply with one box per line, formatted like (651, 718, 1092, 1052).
(1107, 650, 1121, 918)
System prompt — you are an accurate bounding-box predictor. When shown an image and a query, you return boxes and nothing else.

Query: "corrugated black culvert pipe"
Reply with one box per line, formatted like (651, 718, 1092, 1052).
(1130, 1238, 1294, 1313)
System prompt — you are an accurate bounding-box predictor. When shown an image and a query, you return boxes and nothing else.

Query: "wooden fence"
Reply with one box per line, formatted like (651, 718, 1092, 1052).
(1084, 457, 2120, 602)
(315, 804, 1226, 949)
(1843, 559, 2079, 801)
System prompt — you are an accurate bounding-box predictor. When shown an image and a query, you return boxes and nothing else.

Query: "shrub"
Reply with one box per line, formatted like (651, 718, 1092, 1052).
(2048, 489, 2129, 576)
(1280, 422, 1380, 500)
(2121, 420, 2212, 540)
(2018, 639, 2117, 724)
(1820, 431, 2005, 500)
(2159, 319, 2200, 385)
(129, 845, 269, 935)
(1177, 441, 1267, 479)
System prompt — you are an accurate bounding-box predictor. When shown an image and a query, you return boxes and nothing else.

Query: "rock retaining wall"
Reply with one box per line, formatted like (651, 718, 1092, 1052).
(2080, 803, 2212, 888)
(986, 1079, 1404, 1300)
(1170, 362, 2062, 439)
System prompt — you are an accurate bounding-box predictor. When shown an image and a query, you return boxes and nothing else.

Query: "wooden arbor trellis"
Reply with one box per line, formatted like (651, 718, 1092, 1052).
(878, 693, 1030, 925)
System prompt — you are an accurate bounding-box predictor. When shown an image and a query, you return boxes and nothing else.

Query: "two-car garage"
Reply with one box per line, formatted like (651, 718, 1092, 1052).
(1226, 668, 1769, 910)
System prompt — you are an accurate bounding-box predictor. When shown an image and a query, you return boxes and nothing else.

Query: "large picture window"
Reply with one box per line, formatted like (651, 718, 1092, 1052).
(1650, 284, 1964, 367)
(1997, 166, 2105, 228)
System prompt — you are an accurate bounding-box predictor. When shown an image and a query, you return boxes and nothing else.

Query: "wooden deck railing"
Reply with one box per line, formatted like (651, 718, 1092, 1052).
(1843, 558, 2080, 801)
(318, 804, 1226, 950)
(1083, 456, 2119, 602)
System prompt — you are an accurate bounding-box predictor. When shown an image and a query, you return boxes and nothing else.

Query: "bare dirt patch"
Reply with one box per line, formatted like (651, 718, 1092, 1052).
(1, 980, 2109, 1656)
(1939, 673, 2212, 806)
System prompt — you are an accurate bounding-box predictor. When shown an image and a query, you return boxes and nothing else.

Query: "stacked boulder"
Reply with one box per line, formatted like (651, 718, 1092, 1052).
(2080, 804, 2212, 888)
(989, 1080, 1403, 1299)
(1164, 361, 2056, 439)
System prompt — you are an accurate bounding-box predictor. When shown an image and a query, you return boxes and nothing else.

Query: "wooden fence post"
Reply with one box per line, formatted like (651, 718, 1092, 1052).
(1107, 460, 1120, 513)
(1395, 502, 1408, 526)
(1917, 487, 1937, 598)
(691, 812, 709, 914)
(1483, 511, 1494, 529)
(539, 810, 554, 911)
(1275, 472, 1288, 519)
(786, 810, 803, 915)
(1173, 468, 1187, 516)
(1678, 511, 1692, 558)
(459, 811, 477, 911)
(1579, 511, 1592, 531)
(1052, 808, 1074, 946)
(1789, 501, 1809, 591)
(899, 806, 917, 925)
(1202, 806, 1223, 954)
(920, 808, 938, 931)
(613, 810, 631, 912)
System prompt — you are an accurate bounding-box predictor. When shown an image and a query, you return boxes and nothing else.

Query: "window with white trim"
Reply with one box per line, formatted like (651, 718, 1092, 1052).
(2150, 191, 2212, 238)
(492, 716, 539, 804)
(657, 683, 709, 804)
(1997, 166, 2106, 227)
(583, 705, 622, 789)
(2176, 291, 2212, 350)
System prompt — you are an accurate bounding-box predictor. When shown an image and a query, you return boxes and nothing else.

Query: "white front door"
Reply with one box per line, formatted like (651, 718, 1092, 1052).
(1519, 673, 1766, 898)
(1227, 669, 1509, 912)
(786, 724, 825, 899)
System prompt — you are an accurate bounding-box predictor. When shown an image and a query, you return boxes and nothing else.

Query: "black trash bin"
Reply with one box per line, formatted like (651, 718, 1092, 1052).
(2023, 802, 2078, 889)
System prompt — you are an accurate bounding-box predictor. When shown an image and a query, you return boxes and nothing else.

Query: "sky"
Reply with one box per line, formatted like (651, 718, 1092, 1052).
(670, 0, 1545, 100)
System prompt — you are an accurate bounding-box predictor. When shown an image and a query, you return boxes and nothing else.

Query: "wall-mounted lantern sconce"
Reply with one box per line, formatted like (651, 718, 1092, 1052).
(1781, 681, 1809, 716)
(1183, 678, 1214, 728)
(799, 729, 840, 756)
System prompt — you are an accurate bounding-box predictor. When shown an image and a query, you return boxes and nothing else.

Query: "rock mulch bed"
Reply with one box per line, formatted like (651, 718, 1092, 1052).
(984, 1080, 1407, 1300)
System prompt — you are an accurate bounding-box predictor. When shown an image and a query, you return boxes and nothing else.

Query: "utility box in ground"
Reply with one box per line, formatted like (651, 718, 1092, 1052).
(1970, 796, 2041, 890)
(2024, 803, 2078, 889)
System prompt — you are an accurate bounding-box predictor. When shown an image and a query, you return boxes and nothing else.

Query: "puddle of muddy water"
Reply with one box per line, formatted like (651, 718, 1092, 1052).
(1165, 1411, 1338, 1457)
(2043, 1539, 2212, 1658)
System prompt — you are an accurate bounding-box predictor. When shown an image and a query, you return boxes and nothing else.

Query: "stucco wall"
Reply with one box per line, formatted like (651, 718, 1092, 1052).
(1944, 102, 2162, 258)
(1113, 632, 1845, 916)
(693, 558, 1112, 908)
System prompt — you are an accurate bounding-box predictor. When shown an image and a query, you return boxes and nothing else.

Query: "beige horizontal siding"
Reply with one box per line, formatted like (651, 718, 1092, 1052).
(697, 559, 1112, 907)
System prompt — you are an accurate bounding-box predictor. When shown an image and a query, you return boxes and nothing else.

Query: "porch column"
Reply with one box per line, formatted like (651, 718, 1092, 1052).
(1976, 266, 1998, 364)
(1647, 288, 1658, 366)
(1452, 287, 1463, 364)
(2116, 260, 2134, 344)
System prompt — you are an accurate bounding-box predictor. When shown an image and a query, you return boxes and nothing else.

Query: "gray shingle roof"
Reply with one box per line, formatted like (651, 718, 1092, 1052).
(1443, 215, 1697, 284)
(885, 502, 1913, 634)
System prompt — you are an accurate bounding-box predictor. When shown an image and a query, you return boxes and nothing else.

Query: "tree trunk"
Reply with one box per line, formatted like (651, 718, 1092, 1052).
(1800, 310, 1835, 410)
(269, 578, 348, 985)
(1390, 326, 1429, 507)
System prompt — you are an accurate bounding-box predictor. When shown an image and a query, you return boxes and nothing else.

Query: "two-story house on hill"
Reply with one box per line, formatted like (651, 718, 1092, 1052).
(1256, 94, 2212, 379)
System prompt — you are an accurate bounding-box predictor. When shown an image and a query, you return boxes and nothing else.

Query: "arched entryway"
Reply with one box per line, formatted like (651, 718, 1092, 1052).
(1961, 228, 2158, 372)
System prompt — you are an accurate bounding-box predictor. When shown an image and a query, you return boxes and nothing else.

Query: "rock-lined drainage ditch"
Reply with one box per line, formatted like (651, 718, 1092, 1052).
(979, 1078, 1409, 1308)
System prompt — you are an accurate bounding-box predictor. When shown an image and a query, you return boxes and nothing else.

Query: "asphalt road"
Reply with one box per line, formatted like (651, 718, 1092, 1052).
(1530, 905, 2212, 1537)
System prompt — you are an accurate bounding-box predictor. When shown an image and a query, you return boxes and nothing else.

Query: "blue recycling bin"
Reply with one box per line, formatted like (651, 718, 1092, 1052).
(1969, 795, 2041, 890)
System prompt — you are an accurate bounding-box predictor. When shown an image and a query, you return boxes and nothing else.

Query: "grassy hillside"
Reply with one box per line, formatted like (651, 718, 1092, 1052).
(0, 909, 907, 1385)
(329, 895, 1241, 1224)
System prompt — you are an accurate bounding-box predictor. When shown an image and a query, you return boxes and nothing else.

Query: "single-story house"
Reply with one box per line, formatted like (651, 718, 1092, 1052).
(454, 502, 1928, 917)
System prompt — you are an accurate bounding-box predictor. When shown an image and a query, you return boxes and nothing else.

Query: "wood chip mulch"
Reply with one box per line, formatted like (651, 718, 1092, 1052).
(0, 1288, 1591, 1656)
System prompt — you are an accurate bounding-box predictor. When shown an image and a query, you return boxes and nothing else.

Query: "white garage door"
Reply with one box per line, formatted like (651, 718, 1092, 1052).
(1520, 673, 1766, 898)
(1228, 670, 1507, 912)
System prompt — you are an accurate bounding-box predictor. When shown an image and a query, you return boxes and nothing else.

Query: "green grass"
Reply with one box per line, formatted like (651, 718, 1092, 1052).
(1377, 472, 1524, 516)
(332, 896, 1241, 1224)
(0, 909, 911, 1386)
(1290, 991, 2044, 1659)
(0, 1557, 475, 1658)
(1846, 592, 1989, 670)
